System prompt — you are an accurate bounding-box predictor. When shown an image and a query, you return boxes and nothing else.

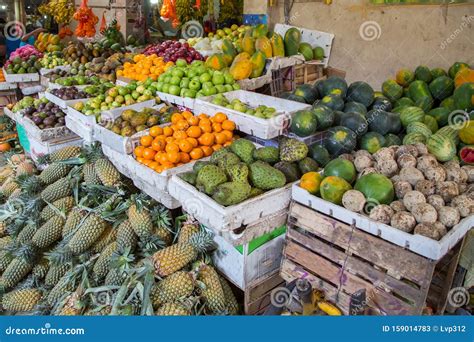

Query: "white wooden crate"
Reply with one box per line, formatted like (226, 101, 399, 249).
(168, 175, 293, 234)
(3, 107, 18, 121)
(0, 82, 17, 91)
(48, 83, 89, 90)
(27, 134, 83, 165)
(157, 91, 195, 110)
(132, 176, 181, 209)
(20, 115, 75, 142)
(66, 106, 97, 127)
(195, 90, 311, 139)
(39, 65, 70, 76)
(65, 115, 95, 143)
(291, 183, 473, 260)
(44, 91, 88, 109)
(93, 124, 134, 155)
(3, 68, 40, 83)
(273, 24, 334, 68)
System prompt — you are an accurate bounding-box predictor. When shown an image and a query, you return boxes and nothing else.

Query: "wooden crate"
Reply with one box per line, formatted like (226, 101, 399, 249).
(280, 202, 464, 315)
(244, 271, 285, 315)
(294, 62, 325, 86)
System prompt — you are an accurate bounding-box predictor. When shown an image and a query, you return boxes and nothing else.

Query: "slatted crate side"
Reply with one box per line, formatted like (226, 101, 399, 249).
(294, 63, 324, 86)
(244, 272, 285, 315)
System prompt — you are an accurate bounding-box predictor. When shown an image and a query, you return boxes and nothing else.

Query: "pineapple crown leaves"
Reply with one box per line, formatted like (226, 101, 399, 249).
(150, 205, 173, 231)
(59, 143, 103, 166)
(42, 199, 69, 221)
(188, 231, 216, 254)
(36, 154, 50, 166)
(45, 245, 75, 267)
(137, 235, 165, 257)
(15, 175, 43, 195)
(110, 246, 136, 272)
(12, 243, 39, 264)
(127, 193, 152, 213)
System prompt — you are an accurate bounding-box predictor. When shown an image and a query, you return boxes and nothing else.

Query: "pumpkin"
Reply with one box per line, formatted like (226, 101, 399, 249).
(454, 68, 474, 88)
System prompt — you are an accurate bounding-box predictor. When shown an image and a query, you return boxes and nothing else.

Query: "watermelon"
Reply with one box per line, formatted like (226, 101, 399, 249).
(294, 84, 319, 104)
(394, 97, 415, 108)
(340, 113, 368, 136)
(323, 158, 357, 184)
(346, 81, 375, 107)
(423, 115, 439, 133)
(448, 62, 470, 79)
(354, 173, 395, 205)
(384, 133, 402, 146)
(284, 28, 301, 56)
(313, 46, 325, 60)
(287, 94, 307, 103)
(403, 132, 427, 145)
(371, 96, 393, 112)
(459, 145, 474, 165)
(313, 79, 325, 97)
(436, 126, 460, 145)
(428, 107, 450, 127)
(360, 132, 386, 154)
(415, 65, 433, 83)
(320, 176, 352, 205)
(382, 79, 403, 102)
(406, 122, 432, 139)
(366, 109, 402, 135)
(400, 106, 425, 128)
(453, 82, 474, 111)
(429, 76, 454, 101)
(426, 134, 457, 162)
(396, 69, 415, 87)
(325, 126, 357, 156)
(409, 80, 434, 112)
(290, 110, 318, 137)
(440, 96, 456, 112)
(309, 144, 330, 167)
(321, 76, 348, 98)
(333, 110, 344, 125)
(320, 94, 344, 111)
(312, 105, 334, 130)
(298, 43, 314, 61)
(431, 68, 447, 79)
(344, 101, 367, 116)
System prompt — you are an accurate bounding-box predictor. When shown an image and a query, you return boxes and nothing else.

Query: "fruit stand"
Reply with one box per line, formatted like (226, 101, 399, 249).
(0, 0, 472, 320)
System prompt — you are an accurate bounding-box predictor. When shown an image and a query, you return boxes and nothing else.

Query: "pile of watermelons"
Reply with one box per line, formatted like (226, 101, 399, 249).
(283, 61, 474, 164)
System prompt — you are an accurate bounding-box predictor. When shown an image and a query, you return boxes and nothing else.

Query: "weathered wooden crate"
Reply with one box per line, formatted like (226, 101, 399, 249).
(280, 202, 464, 315)
(294, 62, 325, 87)
(244, 271, 285, 315)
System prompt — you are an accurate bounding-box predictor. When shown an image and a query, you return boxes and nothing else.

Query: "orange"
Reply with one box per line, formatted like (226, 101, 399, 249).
(199, 118, 211, 127)
(198, 113, 209, 120)
(187, 137, 198, 148)
(190, 147, 204, 160)
(222, 130, 233, 141)
(178, 140, 193, 153)
(153, 164, 164, 173)
(214, 132, 227, 145)
(165, 136, 176, 144)
(167, 151, 181, 164)
(222, 120, 236, 131)
(171, 113, 184, 124)
(165, 143, 180, 153)
(176, 120, 190, 131)
(213, 112, 227, 123)
(143, 148, 156, 160)
(143, 159, 153, 166)
(140, 135, 153, 147)
(149, 126, 163, 137)
(152, 139, 165, 152)
(212, 144, 223, 151)
(134, 146, 145, 158)
(201, 146, 213, 157)
(163, 126, 174, 137)
(186, 126, 202, 138)
(161, 162, 175, 171)
(173, 130, 188, 140)
(154, 152, 162, 163)
(136, 157, 145, 164)
(199, 124, 212, 133)
(198, 132, 215, 146)
(224, 141, 232, 147)
(149, 161, 159, 169)
(187, 116, 199, 126)
(180, 152, 190, 163)
(182, 111, 193, 120)
(212, 123, 222, 133)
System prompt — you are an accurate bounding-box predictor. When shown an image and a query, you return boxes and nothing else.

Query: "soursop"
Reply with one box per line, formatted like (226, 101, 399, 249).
(226, 163, 249, 183)
(230, 139, 256, 164)
(180, 171, 197, 185)
(253, 147, 280, 164)
(249, 187, 264, 198)
(249, 161, 286, 190)
(216, 152, 241, 170)
(280, 137, 308, 162)
(196, 164, 228, 195)
(213, 182, 251, 206)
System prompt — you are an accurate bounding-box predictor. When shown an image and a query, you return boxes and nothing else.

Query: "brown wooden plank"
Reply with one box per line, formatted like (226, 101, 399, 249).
(285, 241, 415, 315)
(245, 294, 272, 315)
(287, 227, 422, 303)
(290, 203, 435, 285)
(247, 272, 285, 303)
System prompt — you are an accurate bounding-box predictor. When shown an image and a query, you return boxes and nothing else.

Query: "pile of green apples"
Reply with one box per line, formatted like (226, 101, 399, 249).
(211, 94, 278, 119)
(40, 52, 67, 69)
(73, 79, 158, 116)
(155, 59, 240, 99)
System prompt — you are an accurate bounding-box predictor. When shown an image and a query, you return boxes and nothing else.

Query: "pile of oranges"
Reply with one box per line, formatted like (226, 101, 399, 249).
(117, 54, 174, 81)
(0, 69, 5, 83)
(134, 111, 236, 173)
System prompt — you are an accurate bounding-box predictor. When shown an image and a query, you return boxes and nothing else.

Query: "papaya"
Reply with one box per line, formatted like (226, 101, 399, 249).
(229, 53, 253, 80)
(222, 39, 237, 58)
(205, 54, 229, 71)
(250, 51, 267, 79)
(270, 33, 285, 57)
(284, 28, 301, 56)
(241, 36, 256, 55)
(252, 24, 269, 38)
(255, 37, 272, 59)
(454, 68, 474, 88)
(459, 120, 474, 145)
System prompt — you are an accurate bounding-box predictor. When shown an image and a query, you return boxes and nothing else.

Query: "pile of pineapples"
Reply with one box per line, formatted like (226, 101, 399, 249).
(0, 144, 239, 315)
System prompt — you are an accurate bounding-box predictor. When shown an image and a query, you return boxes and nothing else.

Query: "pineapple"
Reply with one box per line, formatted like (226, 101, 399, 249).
(0, 250, 12, 272)
(67, 213, 107, 254)
(62, 208, 85, 238)
(58, 292, 83, 315)
(9, 188, 22, 199)
(128, 204, 153, 240)
(0, 180, 19, 198)
(92, 242, 117, 280)
(84, 305, 111, 316)
(32, 258, 50, 280)
(116, 220, 137, 250)
(104, 268, 124, 286)
(45, 263, 70, 287)
(0, 221, 6, 237)
(156, 302, 190, 316)
(219, 275, 239, 315)
(177, 222, 200, 244)
(83, 163, 101, 185)
(15, 161, 36, 177)
(16, 223, 37, 244)
(47, 273, 74, 306)
(154, 226, 172, 246)
(31, 216, 64, 249)
(0, 257, 34, 290)
(0, 166, 14, 184)
(90, 225, 116, 253)
(38, 163, 70, 185)
(2, 289, 42, 312)
(95, 158, 121, 187)
(198, 264, 226, 313)
(41, 178, 73, 203)
(40, 196, 74, 222)
(152, 232, 214, 277)
(0, 235, 11, 248)
(150, 271, 195, 309)
(48, 146, 81, 162)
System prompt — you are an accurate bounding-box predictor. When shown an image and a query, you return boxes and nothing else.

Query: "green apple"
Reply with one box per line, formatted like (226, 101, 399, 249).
(199, 73, 211, 83)
(215, 84, 226, 93)
(224, 84, 234, 92)
(203, 86, 217, 96)
(176, 59, 187, 67)
(172, 68, 185, 78)
(187, 70, 197, 79)
(212, 72, 225, 85)
(183, 89, 197, 98)
(169, 85, 181, 96)
(189, 79, 201, 91)
(156, 82, 164, 92)
(170, 76, 181, 86)
(232, 83, 241, 90)
(180, 78, 190, 89)
(223, 72, 235, 85)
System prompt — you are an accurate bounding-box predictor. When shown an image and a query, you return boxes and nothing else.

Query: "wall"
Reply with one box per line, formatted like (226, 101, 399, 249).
(267, 1, 474, 89)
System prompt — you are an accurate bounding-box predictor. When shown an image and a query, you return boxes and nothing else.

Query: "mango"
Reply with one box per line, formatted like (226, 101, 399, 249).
(255, 37, 272, 59)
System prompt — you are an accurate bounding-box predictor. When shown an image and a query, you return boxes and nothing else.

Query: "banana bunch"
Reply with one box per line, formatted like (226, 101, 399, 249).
(176, 0, 195, 25)
(39, 0, 75, 24)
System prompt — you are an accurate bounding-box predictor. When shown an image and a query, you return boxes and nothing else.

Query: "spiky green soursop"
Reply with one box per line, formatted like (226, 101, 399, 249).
(212, 182, 251, 206)
(230, 139, 255, 164)
(279, 137, 308, 162)
(196, 164, 227, 195)
(180, 171, 197, 185)
(226, 163, 249, 183)
(253, 147, 280, 164)
(249, 161, 286, 190)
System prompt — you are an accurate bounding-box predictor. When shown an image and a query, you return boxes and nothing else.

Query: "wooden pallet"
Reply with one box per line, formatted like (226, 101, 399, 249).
(280, 202, 464, 315)
(244, 271, 285, 315)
